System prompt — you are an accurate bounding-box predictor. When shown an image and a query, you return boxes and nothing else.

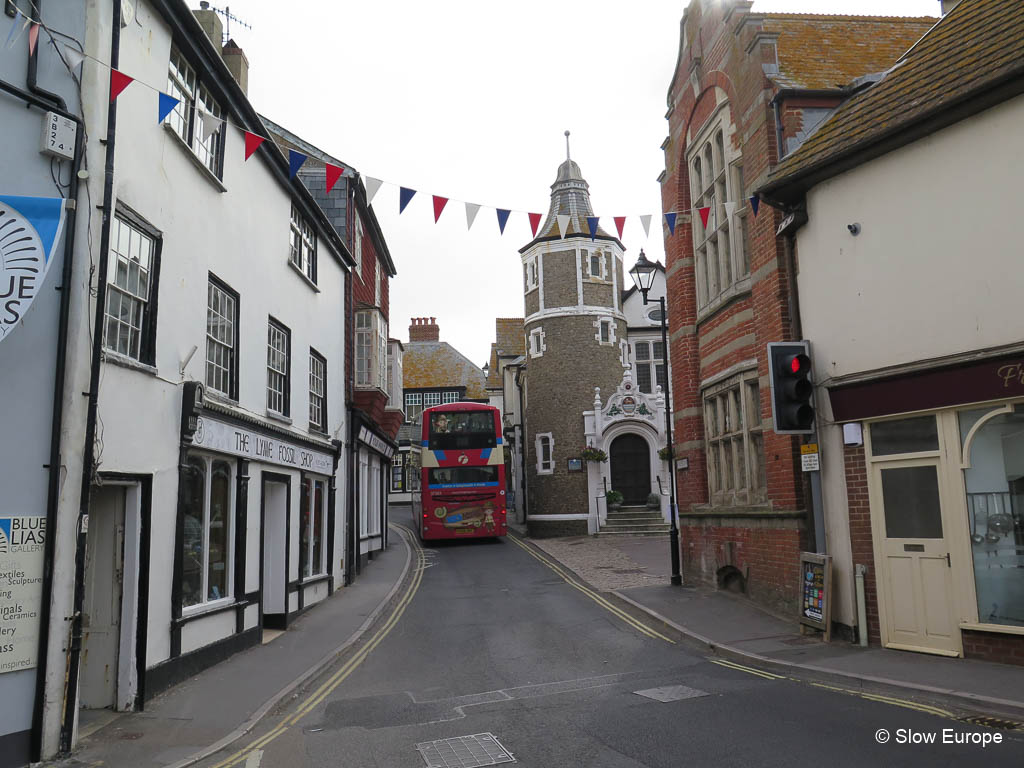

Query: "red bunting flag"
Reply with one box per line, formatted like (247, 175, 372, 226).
(325, 162, 344, 194)
(244, 131, 265, 161)
(613, 216, 626, 239)
(698, 206, 711, 229)
(109, 69, 134, 102)
(528, 212, 542, 236)
(27, 23, 39, 56)
(432, 195, 449, 223)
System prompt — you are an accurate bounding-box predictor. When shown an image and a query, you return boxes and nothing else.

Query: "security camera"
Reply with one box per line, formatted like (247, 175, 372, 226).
(847, 223, 861, 236)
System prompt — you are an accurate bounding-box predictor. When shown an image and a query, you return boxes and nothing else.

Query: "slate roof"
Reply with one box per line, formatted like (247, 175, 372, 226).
(403, 341, 487, 399)
(519, 158, 623, 252)
(762, 14, 936, 91)
(761, 0, 1024, 202)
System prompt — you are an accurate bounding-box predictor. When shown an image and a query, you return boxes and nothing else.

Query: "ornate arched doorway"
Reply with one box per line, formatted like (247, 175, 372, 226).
(610, 433, 650, 505)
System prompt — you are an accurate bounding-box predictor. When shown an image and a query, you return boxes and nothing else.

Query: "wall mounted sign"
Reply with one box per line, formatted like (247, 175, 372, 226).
(0, 515, 46, 674)
(800, 443, 820, 472)
(567, 458, 582, 472)
(359, 425, 395, 459)
(0, 196, 66, 344)
(191, 415, 333, 474)
(799, 552, 832, 640)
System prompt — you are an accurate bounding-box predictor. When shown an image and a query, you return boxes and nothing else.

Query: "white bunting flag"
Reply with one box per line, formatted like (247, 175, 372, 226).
(557, 214, 570, 239)
(465, 202, 481, 230)
(201, 110, 222, 139)
(364, 177, 383, 206)
(724, 201, 737, 221)
(640, 214, 652, 239)
(63, 44, 85, 72)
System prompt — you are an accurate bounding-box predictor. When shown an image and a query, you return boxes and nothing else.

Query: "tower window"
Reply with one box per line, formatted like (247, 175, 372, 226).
(594, 317, 616, 345)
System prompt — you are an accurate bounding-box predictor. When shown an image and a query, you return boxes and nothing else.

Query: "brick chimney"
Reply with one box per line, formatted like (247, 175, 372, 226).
(193, 2, 223, 52)
(409, 317, 440, 342)
(222, 38, 249, 96)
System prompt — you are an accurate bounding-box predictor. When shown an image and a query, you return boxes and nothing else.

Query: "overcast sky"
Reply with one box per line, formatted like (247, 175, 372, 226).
(236, 0, 940, 367)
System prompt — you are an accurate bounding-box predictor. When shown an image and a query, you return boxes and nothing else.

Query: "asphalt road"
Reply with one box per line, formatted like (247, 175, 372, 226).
(198, 506, 1024, 768)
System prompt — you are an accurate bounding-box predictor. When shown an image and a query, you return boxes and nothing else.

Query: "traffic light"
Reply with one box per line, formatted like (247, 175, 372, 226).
(767, 341, 814, 434)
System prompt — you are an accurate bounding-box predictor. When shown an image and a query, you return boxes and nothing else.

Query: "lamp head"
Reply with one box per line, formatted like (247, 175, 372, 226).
(629, 249, 657, 304)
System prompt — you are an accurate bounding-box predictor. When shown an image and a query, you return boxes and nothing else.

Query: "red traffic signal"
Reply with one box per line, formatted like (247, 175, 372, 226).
(768, 343, 814, 434)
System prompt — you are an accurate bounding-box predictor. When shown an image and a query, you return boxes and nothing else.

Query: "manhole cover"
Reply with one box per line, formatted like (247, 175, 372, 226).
(117, 732, 144, 740)
(416, 733, 514, 767)
(634, 685, 708, 702)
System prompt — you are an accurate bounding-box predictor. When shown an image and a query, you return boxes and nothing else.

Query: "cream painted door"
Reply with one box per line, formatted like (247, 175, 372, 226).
(872, 458, 960, 655)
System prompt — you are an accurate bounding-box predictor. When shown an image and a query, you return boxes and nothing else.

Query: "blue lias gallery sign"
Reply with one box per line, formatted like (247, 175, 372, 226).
(0, 195, 66, 344)
(0, 516, 46, 674)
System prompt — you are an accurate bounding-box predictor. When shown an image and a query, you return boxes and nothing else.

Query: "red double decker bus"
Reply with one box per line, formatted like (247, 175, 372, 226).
(413, 403, 507, 540)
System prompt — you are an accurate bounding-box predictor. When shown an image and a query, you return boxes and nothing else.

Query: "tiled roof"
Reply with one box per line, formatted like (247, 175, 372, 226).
(403, 341, 487, 399)
(495, 318, 525, 357)
(485, 344, 501, 389)
(762, 0, 1024, 200)
(762, 14, 936, 90)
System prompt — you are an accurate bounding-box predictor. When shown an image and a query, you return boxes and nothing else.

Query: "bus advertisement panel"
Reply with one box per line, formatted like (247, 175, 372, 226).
(414, 404, 507, 540)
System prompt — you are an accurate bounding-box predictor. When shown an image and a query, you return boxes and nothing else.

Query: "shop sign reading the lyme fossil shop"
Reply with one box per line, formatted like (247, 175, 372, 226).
(192, 416, 334, 474)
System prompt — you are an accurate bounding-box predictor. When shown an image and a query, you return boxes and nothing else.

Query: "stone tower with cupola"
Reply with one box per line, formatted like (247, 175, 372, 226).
(520, 136, 629, 536)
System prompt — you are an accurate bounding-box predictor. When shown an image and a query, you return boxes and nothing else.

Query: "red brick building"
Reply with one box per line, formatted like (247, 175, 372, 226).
(658, 0, 934, 612)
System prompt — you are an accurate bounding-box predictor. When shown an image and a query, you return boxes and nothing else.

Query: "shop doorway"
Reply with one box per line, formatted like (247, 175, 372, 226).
(261, 475, 290, 631)
(871, 458, 960, 655)
(610, 434, 650, 505)
(80, 481, 145, 711)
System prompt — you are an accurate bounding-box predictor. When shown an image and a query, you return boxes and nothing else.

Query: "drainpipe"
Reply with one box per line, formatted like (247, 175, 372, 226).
(855, 564, 869, 647)
(61, 0, 121, 753)
(1, 71, 85, 767)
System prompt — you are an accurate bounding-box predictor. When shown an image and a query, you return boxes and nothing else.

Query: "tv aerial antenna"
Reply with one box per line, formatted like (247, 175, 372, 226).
(198, 2, 253, 43)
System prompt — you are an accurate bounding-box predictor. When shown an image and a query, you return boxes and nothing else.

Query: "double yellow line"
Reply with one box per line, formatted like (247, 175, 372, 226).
(207, 524, 425, 768)
(507, 533, 675, 644)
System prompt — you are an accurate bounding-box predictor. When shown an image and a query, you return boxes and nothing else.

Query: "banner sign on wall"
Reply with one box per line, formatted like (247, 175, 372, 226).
(0, 195, 66, 344)
(191, 415, 334, 474)
(0, 516, 46, 674)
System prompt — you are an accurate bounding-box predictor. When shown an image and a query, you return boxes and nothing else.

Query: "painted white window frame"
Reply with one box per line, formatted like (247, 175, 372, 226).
(267, 318, 290, 416)
(165, 47, 224, 178)
(594, 316, 617, 345)
(308, 349, 327, 432)
(424, 391, 442, 408)
(181, 452, 235, 615)
(206, 277, 237, 399)
(355, 310, 387, 391)
(525, 258, 538, 292)
(353, 212, 364, 275)
(443, 391, 459, 404)
(299, 476, 328, 578)
(289, 204, 317, 284)
(634, 340, 667, 394)
(529, 327, 546, 358)
(536, 432, 554, 474)
(619, 339, 630, 368)
(586, 248, 607, 280)
(104, 215, 156, 362)
(405, 392, 423, 423)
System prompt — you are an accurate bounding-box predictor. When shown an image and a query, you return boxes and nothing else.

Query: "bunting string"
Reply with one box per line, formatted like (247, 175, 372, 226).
(38, 34, 764, 237)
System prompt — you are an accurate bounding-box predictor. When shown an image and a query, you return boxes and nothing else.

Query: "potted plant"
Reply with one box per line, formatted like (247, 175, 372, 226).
(606, 489, 624, 510)
(581, 446, 608, 462)
(646, 492, 661, 509)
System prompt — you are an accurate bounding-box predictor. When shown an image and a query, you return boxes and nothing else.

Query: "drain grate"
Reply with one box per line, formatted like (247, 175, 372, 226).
(416, 733, 515, 767)
(634, 685, 708, 702)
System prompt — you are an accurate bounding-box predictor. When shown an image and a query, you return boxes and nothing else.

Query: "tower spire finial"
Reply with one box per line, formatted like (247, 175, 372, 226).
(565, 130, 571, 160)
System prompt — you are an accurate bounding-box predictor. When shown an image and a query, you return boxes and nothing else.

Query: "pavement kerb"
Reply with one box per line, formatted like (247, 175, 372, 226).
(162, 523, 415, 768)
(611, 590, 1024, 723)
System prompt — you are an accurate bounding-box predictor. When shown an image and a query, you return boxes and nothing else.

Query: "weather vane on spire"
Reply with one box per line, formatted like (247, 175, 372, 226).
(565, 130, 571, 160)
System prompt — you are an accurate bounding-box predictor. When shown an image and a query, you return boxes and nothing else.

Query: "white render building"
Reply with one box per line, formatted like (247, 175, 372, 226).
(28, 1, 355, 760)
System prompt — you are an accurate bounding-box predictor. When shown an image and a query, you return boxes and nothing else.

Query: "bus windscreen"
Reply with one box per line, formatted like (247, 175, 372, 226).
(428, 411, 496, 450)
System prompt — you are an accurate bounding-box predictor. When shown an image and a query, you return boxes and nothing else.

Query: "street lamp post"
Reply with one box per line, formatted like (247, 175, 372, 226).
(629, 250, 682, 586)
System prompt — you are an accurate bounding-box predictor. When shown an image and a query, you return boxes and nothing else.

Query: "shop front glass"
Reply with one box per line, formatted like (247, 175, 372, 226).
(960, 405, 1024, 628)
